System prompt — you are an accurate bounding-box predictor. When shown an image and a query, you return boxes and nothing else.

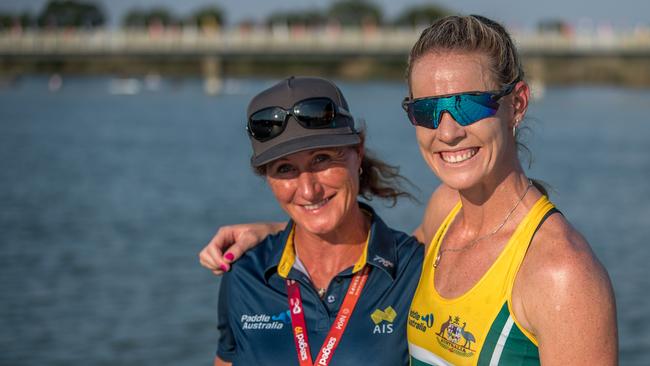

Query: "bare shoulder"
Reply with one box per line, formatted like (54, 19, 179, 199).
(520, 213, 611, 295)
(414, 184, 458, 245)
(513, 213, 618, 364)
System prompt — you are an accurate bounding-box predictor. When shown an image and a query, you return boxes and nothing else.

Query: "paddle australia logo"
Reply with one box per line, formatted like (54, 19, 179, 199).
(435, 315, 476, 358)
(371, 306, 396, 334)
(240, 310, 290, 330)
(408, 309, 434, 333)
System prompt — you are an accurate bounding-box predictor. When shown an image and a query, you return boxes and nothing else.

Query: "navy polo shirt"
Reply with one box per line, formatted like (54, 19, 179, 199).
(216, 203, 423, 366)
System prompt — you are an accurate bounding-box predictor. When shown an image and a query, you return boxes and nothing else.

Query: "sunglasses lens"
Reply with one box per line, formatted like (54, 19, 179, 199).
(248, 98, 351, 142)
(409, 98, 439, 128)
(249, 107, 287, 140)
(453, 94, 499, 126)
(293, 98, 337, 128)
(407, 93, 501, 129)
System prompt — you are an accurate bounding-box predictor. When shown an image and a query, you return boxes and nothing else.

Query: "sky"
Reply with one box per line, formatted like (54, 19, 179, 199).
(1, 0, 649, 29)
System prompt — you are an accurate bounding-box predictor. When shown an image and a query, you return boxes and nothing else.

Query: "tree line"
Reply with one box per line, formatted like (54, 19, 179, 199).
(0, 0, 450, 31)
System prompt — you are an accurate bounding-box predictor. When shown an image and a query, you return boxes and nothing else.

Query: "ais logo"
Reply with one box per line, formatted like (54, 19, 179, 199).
(371, 306, 397, 334)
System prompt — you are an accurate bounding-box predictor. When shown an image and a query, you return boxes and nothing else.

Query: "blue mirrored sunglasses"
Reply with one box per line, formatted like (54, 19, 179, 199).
(402, 78, 520, 129)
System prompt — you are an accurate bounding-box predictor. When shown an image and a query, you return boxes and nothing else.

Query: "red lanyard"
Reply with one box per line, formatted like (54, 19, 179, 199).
(286, 265, 370, 366)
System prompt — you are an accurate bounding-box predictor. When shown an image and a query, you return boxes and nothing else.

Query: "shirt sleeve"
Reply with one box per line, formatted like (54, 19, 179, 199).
(216, 273, 236, 362)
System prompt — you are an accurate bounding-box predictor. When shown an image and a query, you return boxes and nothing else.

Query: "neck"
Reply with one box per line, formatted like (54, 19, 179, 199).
(293, 205, 370, 289)
(456, 171, 538, 237)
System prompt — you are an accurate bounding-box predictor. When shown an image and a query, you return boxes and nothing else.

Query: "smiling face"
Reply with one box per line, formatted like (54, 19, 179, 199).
(410, 51, 522, 191)
(265, 147, 362, 236)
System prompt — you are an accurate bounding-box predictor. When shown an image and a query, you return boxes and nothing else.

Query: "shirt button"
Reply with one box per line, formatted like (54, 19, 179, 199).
(327, 295, 336, 304)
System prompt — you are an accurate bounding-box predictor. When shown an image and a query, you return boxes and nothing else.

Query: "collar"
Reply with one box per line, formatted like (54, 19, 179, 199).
(263, 202, 398, 282)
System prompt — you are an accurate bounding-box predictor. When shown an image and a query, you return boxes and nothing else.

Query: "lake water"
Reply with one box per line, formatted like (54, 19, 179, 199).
(1, 76, 649, 365)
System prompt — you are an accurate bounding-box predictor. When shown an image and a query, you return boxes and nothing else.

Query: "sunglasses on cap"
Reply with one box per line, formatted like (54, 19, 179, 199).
(247, 97, 354, 142)
(401, 78, 520, 129)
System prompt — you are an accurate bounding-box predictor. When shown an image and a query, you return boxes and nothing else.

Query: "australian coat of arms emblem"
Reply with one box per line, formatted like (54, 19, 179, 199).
(435, 315, 476, 357)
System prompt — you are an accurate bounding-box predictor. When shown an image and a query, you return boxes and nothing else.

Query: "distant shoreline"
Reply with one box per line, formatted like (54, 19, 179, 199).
(2, 30, 650, 86)
(2, 56, 650, 87)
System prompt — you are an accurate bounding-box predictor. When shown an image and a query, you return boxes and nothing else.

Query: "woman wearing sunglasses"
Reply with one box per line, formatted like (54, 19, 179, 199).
(213, 76, 424, 366)
(203, 16, 617, 365)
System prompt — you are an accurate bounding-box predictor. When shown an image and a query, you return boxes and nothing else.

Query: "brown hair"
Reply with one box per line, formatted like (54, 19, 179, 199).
(357, 133, 417, 206)
(407, 14, 523, 93)
(253, 131, 417, 207)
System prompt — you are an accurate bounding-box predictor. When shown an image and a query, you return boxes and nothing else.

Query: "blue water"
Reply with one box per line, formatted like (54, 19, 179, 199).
(1, 76, 649, 365)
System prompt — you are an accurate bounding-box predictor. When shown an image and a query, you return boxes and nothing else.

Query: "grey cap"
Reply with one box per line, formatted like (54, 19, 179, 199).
(247, 76, 360, 167)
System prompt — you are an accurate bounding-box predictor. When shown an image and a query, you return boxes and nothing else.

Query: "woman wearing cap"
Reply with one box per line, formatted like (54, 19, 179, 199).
(204, 16, 617, 365)
(213, 76, 423, 366)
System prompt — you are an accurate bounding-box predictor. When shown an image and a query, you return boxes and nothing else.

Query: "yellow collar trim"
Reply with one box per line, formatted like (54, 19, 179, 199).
(277, 225, 370, 278)
(277, 225, 297, 278)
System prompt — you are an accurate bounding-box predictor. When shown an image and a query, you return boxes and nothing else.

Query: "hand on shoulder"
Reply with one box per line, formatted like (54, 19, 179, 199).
(199, 222, 286, 275)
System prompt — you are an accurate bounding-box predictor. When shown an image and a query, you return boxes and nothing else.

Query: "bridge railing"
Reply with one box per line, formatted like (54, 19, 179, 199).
(1, 28, 650, 56)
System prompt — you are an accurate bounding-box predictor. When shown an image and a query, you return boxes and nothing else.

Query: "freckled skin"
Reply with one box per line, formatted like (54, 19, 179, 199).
(206, 50, 618, 366)
(410, 52, 519, 192)
(409, 51, 617, 365)
(265, 147, 364, 243)
(263, 146, 370, 297)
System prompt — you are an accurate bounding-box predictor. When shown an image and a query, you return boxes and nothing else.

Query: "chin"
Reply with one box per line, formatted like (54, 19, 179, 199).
(435, 168, 485, 192)
(433, 155, 494, 191)
(299, 220, 339, 236)
(290, 209, 339, 235)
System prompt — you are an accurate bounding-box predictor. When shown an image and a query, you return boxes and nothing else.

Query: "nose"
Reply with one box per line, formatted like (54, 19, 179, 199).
(436, 111, 466, 145)
(296, 171, 323, 201)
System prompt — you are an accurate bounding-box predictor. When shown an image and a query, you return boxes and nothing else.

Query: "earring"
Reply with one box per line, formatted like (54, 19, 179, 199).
(513, 117, 520, 137)
(359, 167, 363, 176)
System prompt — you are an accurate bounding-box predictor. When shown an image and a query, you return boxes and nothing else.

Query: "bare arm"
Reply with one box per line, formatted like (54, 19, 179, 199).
(412, 184, 458, 246)
(199, 222, 285, 274)
(513, 214, 618, 365)
(200, 185, 458, 273)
